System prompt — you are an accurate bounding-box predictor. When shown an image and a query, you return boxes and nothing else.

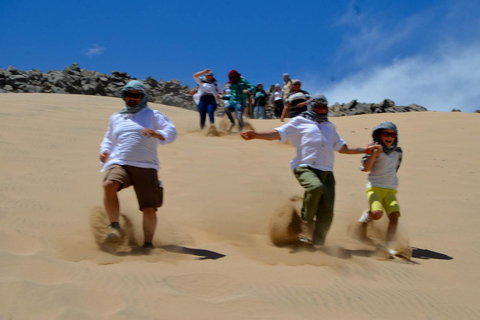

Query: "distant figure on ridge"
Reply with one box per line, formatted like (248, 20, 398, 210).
(282, 73, 293, 101)
(241, 94, 378, 247)
(193, 69, 221, 132)
(271, 83, 284, 118)
(252, 83, 267, 119)
(218, 70, 255, 132)
(351, 121, 405, 257)
(99, 80, 177, 249)
(281, 80, 310, 122)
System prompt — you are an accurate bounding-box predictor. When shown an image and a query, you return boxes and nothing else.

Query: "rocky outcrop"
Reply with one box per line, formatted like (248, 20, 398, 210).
(0, 63, 428, 116)
(329, 98, 427, 117)
(0, 63, 197, 111)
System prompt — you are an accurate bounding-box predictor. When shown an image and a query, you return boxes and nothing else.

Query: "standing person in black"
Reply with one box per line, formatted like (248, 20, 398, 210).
(252, 83, 267, 119)
(280, 80, 310, 122)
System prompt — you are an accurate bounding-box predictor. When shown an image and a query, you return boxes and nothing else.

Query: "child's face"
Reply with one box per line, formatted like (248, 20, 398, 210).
(380, 130, 397, 148)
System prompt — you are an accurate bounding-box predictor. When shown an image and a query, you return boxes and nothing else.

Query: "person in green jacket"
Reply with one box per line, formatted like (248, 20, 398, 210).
(218, 70, 255, 131)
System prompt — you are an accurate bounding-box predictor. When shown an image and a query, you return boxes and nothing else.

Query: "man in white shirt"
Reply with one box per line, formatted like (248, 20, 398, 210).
(99, 80, 177, 249)
(241, 94, 379, 247)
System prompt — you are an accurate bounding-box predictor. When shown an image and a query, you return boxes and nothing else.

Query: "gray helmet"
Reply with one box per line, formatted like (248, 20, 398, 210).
(372, 121, 398, 145)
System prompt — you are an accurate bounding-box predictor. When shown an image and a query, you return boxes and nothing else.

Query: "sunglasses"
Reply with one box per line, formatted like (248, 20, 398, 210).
(124, 92, 143, 99)
(313, 103, 328, 109)
(293, 83, 301, 86)
(381, 132, 397, 138)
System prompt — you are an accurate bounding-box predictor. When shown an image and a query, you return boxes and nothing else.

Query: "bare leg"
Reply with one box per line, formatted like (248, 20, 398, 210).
(103, 180, 121, 223)
(387, 212, 400, 243)
(142, 207, 157, 244)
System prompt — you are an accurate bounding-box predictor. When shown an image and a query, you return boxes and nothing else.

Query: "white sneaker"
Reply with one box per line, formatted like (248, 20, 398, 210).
(388, 248, 399, 256)
(298, 221, 315, 244)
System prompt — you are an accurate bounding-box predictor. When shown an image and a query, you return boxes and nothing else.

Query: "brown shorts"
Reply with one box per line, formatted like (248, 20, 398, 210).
(104, 165, 163, 210)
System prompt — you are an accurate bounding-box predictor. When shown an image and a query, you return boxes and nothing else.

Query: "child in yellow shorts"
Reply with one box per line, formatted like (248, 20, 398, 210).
(354, 122, 403, 256)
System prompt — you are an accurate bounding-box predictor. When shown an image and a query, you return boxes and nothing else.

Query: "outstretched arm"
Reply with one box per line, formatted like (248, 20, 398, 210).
(193, 69, 211, 78)
(361, 143, 382, 172)
(339, 143, 382, 155)
(240, 130, 281, 141)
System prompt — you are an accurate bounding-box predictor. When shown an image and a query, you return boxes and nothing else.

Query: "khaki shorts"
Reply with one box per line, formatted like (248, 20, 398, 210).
(104, 165, 163, 210)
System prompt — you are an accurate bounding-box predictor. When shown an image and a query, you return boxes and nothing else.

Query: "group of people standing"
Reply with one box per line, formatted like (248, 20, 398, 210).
(99, 76, 405, 257)
(191, 70, 315, 132)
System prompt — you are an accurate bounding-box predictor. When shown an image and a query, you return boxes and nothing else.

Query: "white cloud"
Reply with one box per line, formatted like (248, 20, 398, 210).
(322, 43, 480, 112)
(82, 44, 106, 57)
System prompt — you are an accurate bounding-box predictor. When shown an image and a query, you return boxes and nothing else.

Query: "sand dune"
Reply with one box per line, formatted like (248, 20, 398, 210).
(1, 93, 479, 319)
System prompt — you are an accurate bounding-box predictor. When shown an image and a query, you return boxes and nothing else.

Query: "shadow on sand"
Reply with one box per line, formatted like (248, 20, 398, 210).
(161, 245, 226, 260)
(411, 247, 453, 260)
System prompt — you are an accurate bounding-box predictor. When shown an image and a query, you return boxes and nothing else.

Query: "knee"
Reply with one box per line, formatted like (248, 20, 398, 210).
(103, 180, 120, 194)
(370, 210, 383, 220)
(142, 208, 157, 216)
(389, 211, 400, 221)
(306, 182, 324, 194)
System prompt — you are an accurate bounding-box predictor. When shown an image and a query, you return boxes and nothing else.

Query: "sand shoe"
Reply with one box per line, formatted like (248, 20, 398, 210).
(298, 221, 315, 244)
(104, 225, 122, 243)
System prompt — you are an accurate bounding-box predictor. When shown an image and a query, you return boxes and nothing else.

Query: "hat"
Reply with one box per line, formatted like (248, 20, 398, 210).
(283, 73, 289, 77)
(372, 121, 398, 139)
(275, 83, 281, 88)
(307, 94, 328, 111)
(228, 70, 241, 83)
(292, 79, 301, 85)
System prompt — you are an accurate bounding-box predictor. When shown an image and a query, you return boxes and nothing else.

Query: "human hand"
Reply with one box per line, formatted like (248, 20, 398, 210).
(240, 131, 256, 140)
(99, 151, 109, 163)
(142, 128, 165, 140)
(368, 143, 382, 155)
(243, 89, 249, 94)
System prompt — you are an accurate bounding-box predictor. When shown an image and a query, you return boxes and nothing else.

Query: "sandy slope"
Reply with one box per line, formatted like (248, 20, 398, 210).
(1, 93, 479, 319)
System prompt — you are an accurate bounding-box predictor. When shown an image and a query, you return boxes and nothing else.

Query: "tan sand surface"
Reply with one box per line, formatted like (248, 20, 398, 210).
(1, 93, 479, 319)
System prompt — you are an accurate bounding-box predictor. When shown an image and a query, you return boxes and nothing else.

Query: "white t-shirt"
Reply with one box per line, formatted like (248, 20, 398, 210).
(361, 151, 401, 190)
(194, 77, 221, 96)
(100, 107, 177, 172)
(275, 117, 345, 172)
(273, 90, 283, 101)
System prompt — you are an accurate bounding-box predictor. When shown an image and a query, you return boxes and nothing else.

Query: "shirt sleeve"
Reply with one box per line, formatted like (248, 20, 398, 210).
(275, 119, 298, 142)
(153, 111, 177, 144)
(396, 148, 403, 171)
(359, 153, 371, 171)
(100, 115, 114, 153)
(242, 79, 256, 93)
(193, 76, 202, 86)
(330, 123, 345, 151)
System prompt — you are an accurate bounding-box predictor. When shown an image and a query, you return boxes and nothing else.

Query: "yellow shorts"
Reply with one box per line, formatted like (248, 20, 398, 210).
(367, 187, 400, 216)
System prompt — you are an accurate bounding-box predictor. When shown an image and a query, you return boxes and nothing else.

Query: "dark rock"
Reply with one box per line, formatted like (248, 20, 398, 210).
(0, 64, 431, 117)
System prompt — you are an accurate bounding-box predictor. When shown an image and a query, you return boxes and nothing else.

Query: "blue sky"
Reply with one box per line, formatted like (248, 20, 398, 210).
(1, 0, 480, 112)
